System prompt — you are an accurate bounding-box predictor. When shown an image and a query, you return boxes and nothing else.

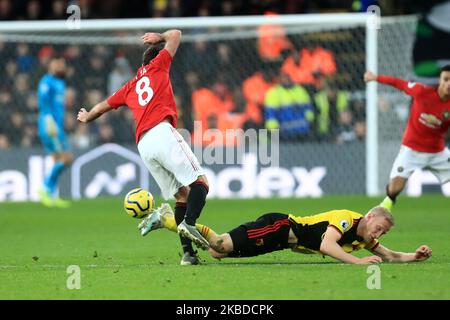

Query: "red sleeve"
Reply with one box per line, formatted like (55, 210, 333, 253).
(149, 48, 172, 72)
(376, 75, 425, 97)
(106, 83, 128, 109)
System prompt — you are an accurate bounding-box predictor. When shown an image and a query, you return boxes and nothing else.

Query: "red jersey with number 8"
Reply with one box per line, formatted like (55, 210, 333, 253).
(107, 49, 178, 144)
(376, 75, 450, 153)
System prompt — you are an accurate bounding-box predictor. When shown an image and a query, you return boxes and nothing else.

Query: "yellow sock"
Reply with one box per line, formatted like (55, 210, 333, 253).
(161, 215, 217, 240)
(196, 223, 217, 241)
(380, 196, 394, 211)
(161, 214, 178, 232)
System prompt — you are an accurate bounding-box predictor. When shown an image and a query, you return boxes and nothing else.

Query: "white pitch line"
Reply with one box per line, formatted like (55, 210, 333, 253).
(0, 264, 152, 269)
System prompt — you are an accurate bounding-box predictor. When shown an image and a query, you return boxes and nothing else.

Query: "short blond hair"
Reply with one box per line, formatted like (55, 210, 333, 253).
(368, 206, 395, 226)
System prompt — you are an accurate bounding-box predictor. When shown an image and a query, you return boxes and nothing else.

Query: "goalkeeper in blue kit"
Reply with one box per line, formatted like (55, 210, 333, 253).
(37, 56, 72, 208)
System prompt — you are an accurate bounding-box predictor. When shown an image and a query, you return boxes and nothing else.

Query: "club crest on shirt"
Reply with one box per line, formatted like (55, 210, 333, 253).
(443, 110, 450, 120)
(340, 220, 349, 231)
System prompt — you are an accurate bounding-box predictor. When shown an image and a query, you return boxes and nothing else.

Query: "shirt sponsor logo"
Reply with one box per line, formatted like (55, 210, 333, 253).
(419, 113, 442, 129)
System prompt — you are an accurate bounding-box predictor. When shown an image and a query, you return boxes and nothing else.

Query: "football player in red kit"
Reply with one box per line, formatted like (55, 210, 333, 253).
(364, 65, 450, 210)
(77, 30, 210, 265)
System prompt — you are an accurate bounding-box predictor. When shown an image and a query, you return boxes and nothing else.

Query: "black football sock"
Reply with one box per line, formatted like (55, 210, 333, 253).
(386, 185, 398, 203)
(184, 181, 208, 226)
(175, 202, 194, 254)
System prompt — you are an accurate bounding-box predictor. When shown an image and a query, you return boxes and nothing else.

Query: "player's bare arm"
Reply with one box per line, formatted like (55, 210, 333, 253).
(141, 29, 181, 57)
(77, 100, 113, 123)
(320, 226, 382, 264)
(371, 244, 432, 262)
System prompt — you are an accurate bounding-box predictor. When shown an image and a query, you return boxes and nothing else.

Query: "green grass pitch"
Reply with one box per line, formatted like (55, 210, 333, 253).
(0, 195, 449, 299)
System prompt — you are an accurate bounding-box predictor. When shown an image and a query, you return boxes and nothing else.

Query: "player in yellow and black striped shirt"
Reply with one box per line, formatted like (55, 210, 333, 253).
(139, 204, 432, 264)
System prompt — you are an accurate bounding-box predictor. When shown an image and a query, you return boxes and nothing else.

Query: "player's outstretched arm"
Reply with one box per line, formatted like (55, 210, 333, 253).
(77, 100, 112, 123)
(364, 70, 423, 96)
(320, 226, 382, 264)
(141, 29, 182, 57)
(371, 244, 432, 263)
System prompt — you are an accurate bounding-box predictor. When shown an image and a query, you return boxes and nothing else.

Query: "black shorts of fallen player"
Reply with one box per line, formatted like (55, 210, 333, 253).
(227, 213, 292, 258)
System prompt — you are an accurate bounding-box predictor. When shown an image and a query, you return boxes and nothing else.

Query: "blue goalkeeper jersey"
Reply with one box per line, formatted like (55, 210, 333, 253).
(37, 73, 65, 129)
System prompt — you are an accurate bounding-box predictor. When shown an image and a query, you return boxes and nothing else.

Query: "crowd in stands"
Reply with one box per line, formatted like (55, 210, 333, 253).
(0, 36, 368, 150)
(1, 0, 407, 150)
(0, 0, 414, 21)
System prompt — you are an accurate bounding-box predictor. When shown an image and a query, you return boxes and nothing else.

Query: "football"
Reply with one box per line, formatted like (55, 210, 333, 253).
(123, 188, 155, 218)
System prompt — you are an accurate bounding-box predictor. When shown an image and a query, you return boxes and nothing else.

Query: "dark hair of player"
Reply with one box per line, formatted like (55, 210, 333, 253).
(440, 64, 450, 74)
(142, 43, 165, 65)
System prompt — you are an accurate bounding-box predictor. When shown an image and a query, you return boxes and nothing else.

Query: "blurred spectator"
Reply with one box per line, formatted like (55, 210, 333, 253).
(78, 0, 92, 19)
(216, 43, 238, 88)
(25, 92, 37, 113)
(63, 45, 84, 88)
(192, 80, 235, 132)
(152, 0, 167, 17)
(0, 0, 13, 20)
(313, 73, 350, 140)
(354, 120, 366, 140)
(165, 0, 183, 17)
(0, 133, 11, 149)
(21, 124, 39, 147)
(97, 123, 115, 144)
(242, 71, 272, 129)
(257, 12, 293, 61)
(4, 60, 18, 88)
(93, 45, 111, 60)
(282, 49, 314, 85)
(64, 86, 78, 111)
(188, 39, 214, 84)
(70, 125, 94, 149)
(301, 45, 337, 80)
(47, 0, 67, 20)
(16, 44, 35, 73)
(85, 89, 103, 105)
(26, 0, 42, 20)
(64, 113, 77, 135)
(9, 112, 25, 145)
(352, 0, 379, 12)
(335, 109, 356, 144)
(0, 41, 7, 65)
(37, 46, 55, 74)
(264, 72, 314, 140)
(282, 45, 337, 87)
(108, 57, 132, 95)
(0, 86, 13, 111)
(351, 98, 366, 122)
(13, 74, 32, 112)
(84, 56, 107, 91)
(221, 0, 238, 16)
